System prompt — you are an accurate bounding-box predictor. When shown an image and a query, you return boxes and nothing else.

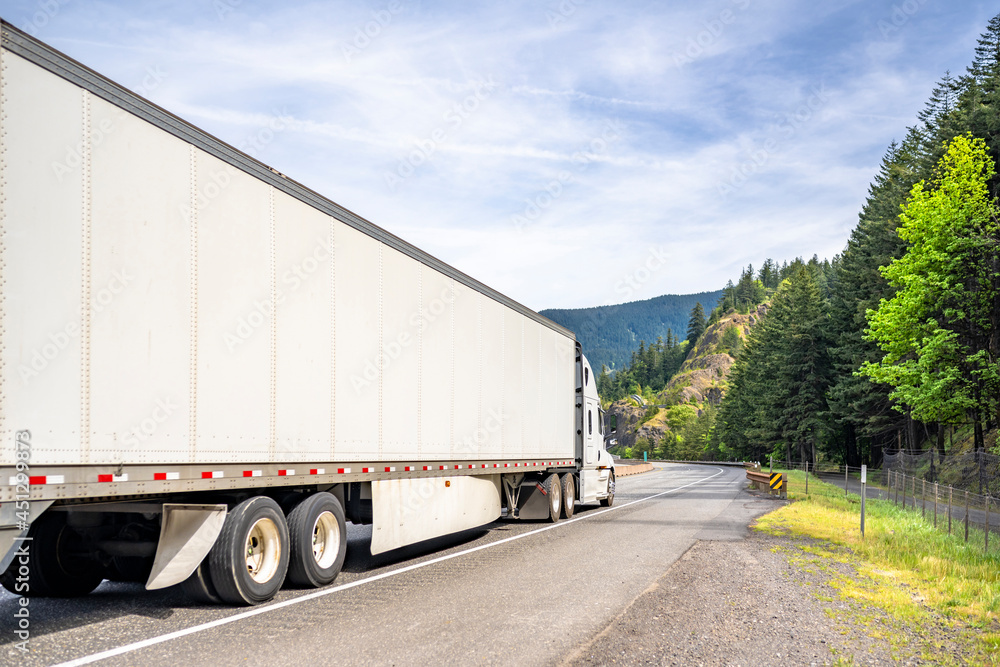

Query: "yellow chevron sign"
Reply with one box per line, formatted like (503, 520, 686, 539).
(769, 472, 783, 490)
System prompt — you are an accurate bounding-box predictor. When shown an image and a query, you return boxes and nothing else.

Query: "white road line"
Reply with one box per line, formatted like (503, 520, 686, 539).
(55, 467, 726, 667)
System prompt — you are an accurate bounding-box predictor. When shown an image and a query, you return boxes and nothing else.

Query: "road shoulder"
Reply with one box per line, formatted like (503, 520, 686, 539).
(562, 485, 925, 666)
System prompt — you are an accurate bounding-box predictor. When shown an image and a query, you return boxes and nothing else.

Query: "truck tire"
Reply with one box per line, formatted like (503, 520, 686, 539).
(0, 514, 104, 597)
(600, 471, 616, 507)
(285, 492, 347, 588)
(180, 558, 222, 604)
(561, 473, 576, 519)
(543, 473, 562, 523)
(209, 496, 289, 606)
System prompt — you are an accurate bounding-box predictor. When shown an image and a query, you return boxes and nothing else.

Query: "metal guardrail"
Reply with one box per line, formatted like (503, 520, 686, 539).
(745, 466, 787, 499)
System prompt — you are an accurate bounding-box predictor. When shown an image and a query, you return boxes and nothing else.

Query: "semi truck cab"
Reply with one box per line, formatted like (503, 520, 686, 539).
(577, 349, 615, 505)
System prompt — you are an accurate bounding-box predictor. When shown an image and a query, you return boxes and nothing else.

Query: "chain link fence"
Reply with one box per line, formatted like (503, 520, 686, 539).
(762, 457, 999, 554)
(883, 450, 1000, 496)
(887, 470, 1000, 554)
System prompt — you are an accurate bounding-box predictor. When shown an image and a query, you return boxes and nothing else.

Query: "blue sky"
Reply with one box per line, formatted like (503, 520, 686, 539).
(3, 0, 995, 309)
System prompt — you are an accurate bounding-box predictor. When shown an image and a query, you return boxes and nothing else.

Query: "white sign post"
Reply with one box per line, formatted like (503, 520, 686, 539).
(860, 464, 867, 538)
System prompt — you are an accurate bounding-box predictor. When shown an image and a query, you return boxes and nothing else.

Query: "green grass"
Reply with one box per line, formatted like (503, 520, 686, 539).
(755, 468, 1000, 664)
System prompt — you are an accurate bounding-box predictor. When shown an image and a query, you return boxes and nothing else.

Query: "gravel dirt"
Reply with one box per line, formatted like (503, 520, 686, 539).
(563, 487, 962, 666)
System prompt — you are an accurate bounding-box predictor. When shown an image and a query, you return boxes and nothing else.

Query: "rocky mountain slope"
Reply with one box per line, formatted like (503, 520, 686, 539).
(607, 304, 767, 453)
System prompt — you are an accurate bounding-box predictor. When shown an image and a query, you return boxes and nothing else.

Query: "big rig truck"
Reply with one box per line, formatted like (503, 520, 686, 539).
(0, 22, 615, 605)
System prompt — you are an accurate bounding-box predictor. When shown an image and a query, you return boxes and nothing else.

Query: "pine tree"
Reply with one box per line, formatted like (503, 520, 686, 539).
(758, 259, 778, 290)
(825, 140, 914, 463)
(716, 282, 791, 461)
(686, 302, 706, 347)
(916, 71, 962, 172)
(777, 268, 830, 464)
(955, 12, 1000, 195)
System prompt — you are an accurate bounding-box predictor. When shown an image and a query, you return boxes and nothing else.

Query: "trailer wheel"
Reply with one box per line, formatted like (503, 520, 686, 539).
(600, 471, 616, 507)
(0, 514, 104, 597)
(561, 474, 576, 519)
(209, 496, 289, 606)
(286, 492, 347, 588)
(543, 473, 562, 522)
(180, 558, 222, 604)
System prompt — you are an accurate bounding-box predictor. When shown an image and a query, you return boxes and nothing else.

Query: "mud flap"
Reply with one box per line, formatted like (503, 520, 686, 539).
(146, 504, 227, 590)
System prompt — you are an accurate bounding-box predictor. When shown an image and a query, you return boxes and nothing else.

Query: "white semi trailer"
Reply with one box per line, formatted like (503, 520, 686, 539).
(0, 22, 615, 605)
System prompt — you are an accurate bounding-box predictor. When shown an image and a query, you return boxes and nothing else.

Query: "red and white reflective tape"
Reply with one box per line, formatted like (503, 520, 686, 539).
(8, 458, 582, 490)
(32, 475, 65, 485)
(8, 475, 66, 485)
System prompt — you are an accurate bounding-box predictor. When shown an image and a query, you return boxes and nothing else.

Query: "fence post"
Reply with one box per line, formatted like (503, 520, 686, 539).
(934, 482, 938, 528)
(846, 465, 849, 497)
(902, 472, 906, 508)
(912, 476, 917, 509)
(922, 479, 926, 519)
(987, 496, 991, 555)
(860, 464, 867, 538)
(948, 486, 953, 535)
(805, 462, 809, 494)
(980, 451, 985, 496)
(965, 490, 970, 543)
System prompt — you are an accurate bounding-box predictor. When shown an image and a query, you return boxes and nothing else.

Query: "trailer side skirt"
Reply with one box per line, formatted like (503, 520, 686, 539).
(370, 475, 501, 554)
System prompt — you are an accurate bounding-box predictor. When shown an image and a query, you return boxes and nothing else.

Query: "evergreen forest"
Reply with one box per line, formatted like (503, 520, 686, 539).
(600, 15, 1000, 468)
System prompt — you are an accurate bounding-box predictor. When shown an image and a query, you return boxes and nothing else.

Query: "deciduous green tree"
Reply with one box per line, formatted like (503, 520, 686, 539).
(862, 135, 1000, 450)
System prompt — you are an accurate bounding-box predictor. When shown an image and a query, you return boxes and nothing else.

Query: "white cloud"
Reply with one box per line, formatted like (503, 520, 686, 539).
(7, 0, 996, 311)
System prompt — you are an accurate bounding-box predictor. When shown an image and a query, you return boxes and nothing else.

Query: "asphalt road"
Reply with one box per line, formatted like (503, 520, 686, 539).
(0, 464, 776, 667)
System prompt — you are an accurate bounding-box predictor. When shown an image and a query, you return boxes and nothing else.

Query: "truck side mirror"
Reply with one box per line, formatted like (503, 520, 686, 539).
(607, 414, 617, 434)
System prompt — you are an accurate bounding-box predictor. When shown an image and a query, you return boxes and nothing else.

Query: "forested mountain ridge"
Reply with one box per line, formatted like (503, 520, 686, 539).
(540, 290, 723, 372)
